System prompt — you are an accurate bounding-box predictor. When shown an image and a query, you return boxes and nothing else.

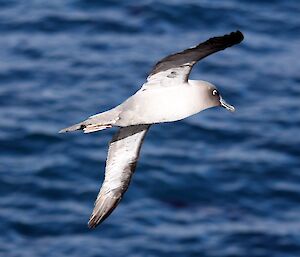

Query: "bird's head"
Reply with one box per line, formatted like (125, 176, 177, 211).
(197, 81, 235, 112)
(210, 87, 235, 112)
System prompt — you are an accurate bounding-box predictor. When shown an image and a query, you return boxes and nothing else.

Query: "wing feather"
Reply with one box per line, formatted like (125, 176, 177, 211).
(88, 125, 150, 228)
(145, 30, 244, 87)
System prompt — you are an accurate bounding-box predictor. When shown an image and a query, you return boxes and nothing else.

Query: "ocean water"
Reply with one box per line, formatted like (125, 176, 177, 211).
(0, 0, 300, 256)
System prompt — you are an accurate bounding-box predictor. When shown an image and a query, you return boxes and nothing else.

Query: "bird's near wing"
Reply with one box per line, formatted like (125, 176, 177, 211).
(88, 125, 150, 228)
(145, 30, 244, 87)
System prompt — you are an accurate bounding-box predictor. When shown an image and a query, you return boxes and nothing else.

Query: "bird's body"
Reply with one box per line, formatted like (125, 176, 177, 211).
(60, 31, 244, 228)
(111, 80, 216, 126)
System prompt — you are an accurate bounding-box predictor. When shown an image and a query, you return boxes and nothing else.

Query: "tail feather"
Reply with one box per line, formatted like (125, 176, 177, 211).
(83, 124, 112, 133)
(59, 122, 84, 133)
(59, 108, 120, 134)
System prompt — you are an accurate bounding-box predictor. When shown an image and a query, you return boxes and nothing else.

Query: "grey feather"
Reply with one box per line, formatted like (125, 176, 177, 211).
(146, 30, 244, 85)
(88, 124, 150, 228)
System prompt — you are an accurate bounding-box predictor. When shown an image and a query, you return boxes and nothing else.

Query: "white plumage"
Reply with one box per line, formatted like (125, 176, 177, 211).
(60, 31, 243, 228)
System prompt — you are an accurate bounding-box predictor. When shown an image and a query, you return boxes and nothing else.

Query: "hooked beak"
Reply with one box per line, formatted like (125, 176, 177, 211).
(219, 95, 235, 112)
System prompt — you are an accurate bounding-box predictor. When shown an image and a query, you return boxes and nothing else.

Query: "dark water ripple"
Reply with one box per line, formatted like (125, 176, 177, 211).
(0, 0, 300, 256)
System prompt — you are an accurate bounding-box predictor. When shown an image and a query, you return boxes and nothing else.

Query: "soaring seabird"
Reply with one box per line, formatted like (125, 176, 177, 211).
(60, 31, 244, 228)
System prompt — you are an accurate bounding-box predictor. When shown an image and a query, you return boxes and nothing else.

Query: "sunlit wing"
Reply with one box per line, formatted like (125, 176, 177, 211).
(88, 125, 150, 228)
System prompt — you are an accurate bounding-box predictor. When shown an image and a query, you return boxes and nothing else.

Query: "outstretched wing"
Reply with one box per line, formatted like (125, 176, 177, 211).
(145, 30, 244, 87)
(88, 125, 150, 228)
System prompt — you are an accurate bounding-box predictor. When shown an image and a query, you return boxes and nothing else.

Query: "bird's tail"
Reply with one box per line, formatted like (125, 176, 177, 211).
(59, 122, 83, 133)
(59, 109, 119, 134)
(59, 120, 112, 134)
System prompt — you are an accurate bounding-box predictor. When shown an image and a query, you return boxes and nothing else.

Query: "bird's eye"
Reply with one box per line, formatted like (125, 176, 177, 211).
(212, 89, 219, 96)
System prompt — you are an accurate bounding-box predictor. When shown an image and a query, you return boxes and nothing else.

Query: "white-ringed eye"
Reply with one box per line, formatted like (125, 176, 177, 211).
(212, 89, 219, 96)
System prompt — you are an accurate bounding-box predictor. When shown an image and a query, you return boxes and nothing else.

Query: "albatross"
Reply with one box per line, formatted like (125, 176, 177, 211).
(60, 31, 244, 228)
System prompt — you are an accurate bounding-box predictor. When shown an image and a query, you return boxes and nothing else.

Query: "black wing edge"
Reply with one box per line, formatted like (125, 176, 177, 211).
(149, 30, 244, 77)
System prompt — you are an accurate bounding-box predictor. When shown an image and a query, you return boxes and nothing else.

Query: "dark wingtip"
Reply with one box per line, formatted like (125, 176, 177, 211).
(233, 30, 244, 43)
(87, 195, 122, 229)
(87, 220, 97, 229)
(87, 215, 105, 229)
(205, 30, 244, 50)
(87, 209, 116, 229)
(217, 30, 244, 48)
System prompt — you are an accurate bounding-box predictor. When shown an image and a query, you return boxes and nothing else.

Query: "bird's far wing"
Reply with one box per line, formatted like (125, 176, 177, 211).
(88, 125, 150, 228)
(144, 30, 244, 88)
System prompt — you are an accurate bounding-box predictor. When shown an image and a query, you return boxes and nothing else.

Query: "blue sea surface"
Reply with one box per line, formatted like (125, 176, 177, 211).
(0, 0, 300, 256)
